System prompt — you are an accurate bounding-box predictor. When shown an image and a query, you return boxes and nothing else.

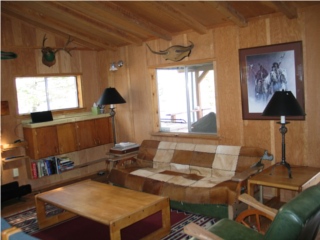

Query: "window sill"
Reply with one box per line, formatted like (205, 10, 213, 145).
(150, 131, 220, 140)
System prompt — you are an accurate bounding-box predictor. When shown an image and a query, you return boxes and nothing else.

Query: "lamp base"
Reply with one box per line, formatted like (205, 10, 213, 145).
(269, 121, 292, 178)
(269, 160, 292, 178)
(109, 107, 116, 145)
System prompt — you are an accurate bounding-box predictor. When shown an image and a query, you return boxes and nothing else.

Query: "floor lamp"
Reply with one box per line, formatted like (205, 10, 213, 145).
(97, 87, 126, 145)
(262, 90, 305, 178)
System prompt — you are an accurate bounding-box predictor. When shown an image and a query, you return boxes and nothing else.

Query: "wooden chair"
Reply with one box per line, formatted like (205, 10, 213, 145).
(184, 185, 320, 240)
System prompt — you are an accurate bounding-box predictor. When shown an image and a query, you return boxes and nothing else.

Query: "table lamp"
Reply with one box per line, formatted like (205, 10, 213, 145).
(262, 90, 305, 178)
(97, 87, 126, 145)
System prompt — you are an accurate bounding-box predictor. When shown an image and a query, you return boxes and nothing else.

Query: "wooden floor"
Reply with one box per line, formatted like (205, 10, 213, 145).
(2, 175, 320, 240)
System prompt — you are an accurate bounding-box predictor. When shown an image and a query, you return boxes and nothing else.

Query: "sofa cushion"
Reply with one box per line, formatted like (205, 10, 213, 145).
(135, 140, 160, 167)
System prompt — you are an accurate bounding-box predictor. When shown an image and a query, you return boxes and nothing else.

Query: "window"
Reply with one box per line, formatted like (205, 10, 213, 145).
(15, 75, 82, 114)
(156, 62, 217, 134)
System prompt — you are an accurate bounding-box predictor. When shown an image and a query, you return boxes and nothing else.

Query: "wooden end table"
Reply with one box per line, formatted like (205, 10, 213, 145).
(105, 151, 138, 174)
(35, 180, 170, 240)
(248, 165, 320, 202)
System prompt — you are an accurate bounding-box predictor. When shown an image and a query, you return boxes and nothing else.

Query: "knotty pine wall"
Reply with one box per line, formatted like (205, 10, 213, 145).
(0, 16, 112, 190)
(1, 5, 319, 197)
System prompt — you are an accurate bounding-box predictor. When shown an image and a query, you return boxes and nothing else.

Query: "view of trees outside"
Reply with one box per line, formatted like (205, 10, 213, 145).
(157, 63, 216, 133)
(15, 76, 79, 114)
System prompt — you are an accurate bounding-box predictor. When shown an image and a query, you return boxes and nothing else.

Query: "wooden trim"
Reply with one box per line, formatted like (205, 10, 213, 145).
(147, 58, 215, 69)
(1, 101, 10, 116)
(150, 132, 220, 140)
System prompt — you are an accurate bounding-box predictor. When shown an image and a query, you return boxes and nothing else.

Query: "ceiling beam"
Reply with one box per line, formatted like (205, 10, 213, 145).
(152, 2, 208, 35)
(1, 10, 113, 51)
(88, 1, 173, 41)
(31, 2, 144, 46)
(206, 2, 247, 28)
(1, 3, 117, 51)
(270, 1, 298, 19)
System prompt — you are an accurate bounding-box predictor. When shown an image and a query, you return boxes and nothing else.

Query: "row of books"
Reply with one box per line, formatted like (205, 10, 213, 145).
(30, 157, 74, 179)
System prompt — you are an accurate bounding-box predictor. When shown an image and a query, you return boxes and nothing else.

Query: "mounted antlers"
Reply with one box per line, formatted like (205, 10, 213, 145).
(41, 34, 75, 67)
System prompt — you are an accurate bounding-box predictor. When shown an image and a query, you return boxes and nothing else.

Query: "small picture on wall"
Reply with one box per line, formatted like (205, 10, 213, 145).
(239, 41, 305, 120)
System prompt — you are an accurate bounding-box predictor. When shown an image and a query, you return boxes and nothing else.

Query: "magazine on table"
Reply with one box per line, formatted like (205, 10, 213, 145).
(112, 142, 140, 150)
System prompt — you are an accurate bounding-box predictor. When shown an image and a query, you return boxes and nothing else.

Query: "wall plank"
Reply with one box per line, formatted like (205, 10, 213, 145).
(303, 5, 320, 167)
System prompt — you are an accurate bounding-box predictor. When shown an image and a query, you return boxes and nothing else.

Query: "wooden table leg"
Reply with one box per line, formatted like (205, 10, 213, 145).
(109, 224, 121, 240)
(247, 182, 255, 198)
(35, 196, 47, 229)
(162, 203, 171, 231)
(35, 195, 77, 229)
(141, 199, 171, 240)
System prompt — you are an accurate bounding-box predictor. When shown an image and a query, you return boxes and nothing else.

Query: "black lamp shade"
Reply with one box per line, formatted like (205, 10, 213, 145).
(97, 87, 126, 105)
(262, 90, 305, 116)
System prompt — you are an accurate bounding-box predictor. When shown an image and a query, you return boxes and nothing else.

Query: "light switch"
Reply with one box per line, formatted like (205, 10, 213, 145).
(13, 168, 19, 177)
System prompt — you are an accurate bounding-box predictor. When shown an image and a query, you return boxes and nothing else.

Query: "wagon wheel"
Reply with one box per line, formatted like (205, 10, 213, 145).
(235, 209, 274, 234)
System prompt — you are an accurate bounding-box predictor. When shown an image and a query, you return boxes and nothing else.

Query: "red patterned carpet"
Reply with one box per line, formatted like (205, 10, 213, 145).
(4, 204, 217, 240)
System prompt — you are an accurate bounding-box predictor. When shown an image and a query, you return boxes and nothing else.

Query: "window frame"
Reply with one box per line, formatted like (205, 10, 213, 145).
(150, 61, 219, 139)
(14, 73, 84, 116)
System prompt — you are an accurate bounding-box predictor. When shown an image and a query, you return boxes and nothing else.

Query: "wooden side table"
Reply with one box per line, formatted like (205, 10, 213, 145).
(248, 165, 320, 202)
(105, 151, 138, 174)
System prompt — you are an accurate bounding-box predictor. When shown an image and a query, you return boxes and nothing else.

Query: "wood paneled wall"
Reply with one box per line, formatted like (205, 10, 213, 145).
(114, 5, 319, 168)
(1, 5, 319, 193)
(1, 17, 109, 189)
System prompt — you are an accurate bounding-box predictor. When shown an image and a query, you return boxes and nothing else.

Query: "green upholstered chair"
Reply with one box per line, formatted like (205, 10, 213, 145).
(184, 185, 320, 240)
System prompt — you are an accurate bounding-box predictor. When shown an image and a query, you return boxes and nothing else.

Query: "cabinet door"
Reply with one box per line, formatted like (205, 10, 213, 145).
(34, 126, 59, 159)
(56, 123, 77, 154)
(94, 117, 113, 145)
(75, 120, 96, 150)
(23, 128, 37, 159)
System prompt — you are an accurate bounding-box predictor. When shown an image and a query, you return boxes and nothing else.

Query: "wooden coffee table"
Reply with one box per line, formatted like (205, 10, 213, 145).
(35, 180, 170, 240)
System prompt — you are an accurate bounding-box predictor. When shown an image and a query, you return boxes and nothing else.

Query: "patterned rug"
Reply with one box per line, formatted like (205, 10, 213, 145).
(3, 204, 217, 239)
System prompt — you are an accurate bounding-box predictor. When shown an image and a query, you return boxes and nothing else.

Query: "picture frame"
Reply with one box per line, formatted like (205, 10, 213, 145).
(239, 41, 305, 120)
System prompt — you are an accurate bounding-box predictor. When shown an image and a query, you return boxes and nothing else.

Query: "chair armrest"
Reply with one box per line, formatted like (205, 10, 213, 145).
(1, 226, 22, 240)
(238, 193, 277, 218)
(231, 165, 264, 182)
(184, 222, 223, 240)
(232, 150, 273, 182)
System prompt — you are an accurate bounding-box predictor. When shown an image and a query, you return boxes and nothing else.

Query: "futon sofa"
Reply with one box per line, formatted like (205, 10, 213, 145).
(108, 140, 272, 218)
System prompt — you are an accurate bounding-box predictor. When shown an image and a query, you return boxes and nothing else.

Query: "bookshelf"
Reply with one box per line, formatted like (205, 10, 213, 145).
(26, 156, 109, 180)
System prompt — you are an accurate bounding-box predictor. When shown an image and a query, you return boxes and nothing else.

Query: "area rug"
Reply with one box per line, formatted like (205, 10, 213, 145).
(3, 204, 217, 239)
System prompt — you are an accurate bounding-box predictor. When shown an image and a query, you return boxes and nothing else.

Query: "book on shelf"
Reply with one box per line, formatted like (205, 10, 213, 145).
(31, 162, 38, 179)
(30, 156, 75, 178)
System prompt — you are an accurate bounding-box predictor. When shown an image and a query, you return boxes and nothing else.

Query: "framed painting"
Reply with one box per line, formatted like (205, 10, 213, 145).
(239, 41, 305, 120)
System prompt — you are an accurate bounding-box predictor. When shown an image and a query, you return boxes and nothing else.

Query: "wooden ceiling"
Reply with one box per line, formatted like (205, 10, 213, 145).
(2, 1, 319, 51)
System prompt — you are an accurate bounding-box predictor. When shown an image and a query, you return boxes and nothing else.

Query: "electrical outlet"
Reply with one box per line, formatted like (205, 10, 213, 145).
(13, 168, 19, 177)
